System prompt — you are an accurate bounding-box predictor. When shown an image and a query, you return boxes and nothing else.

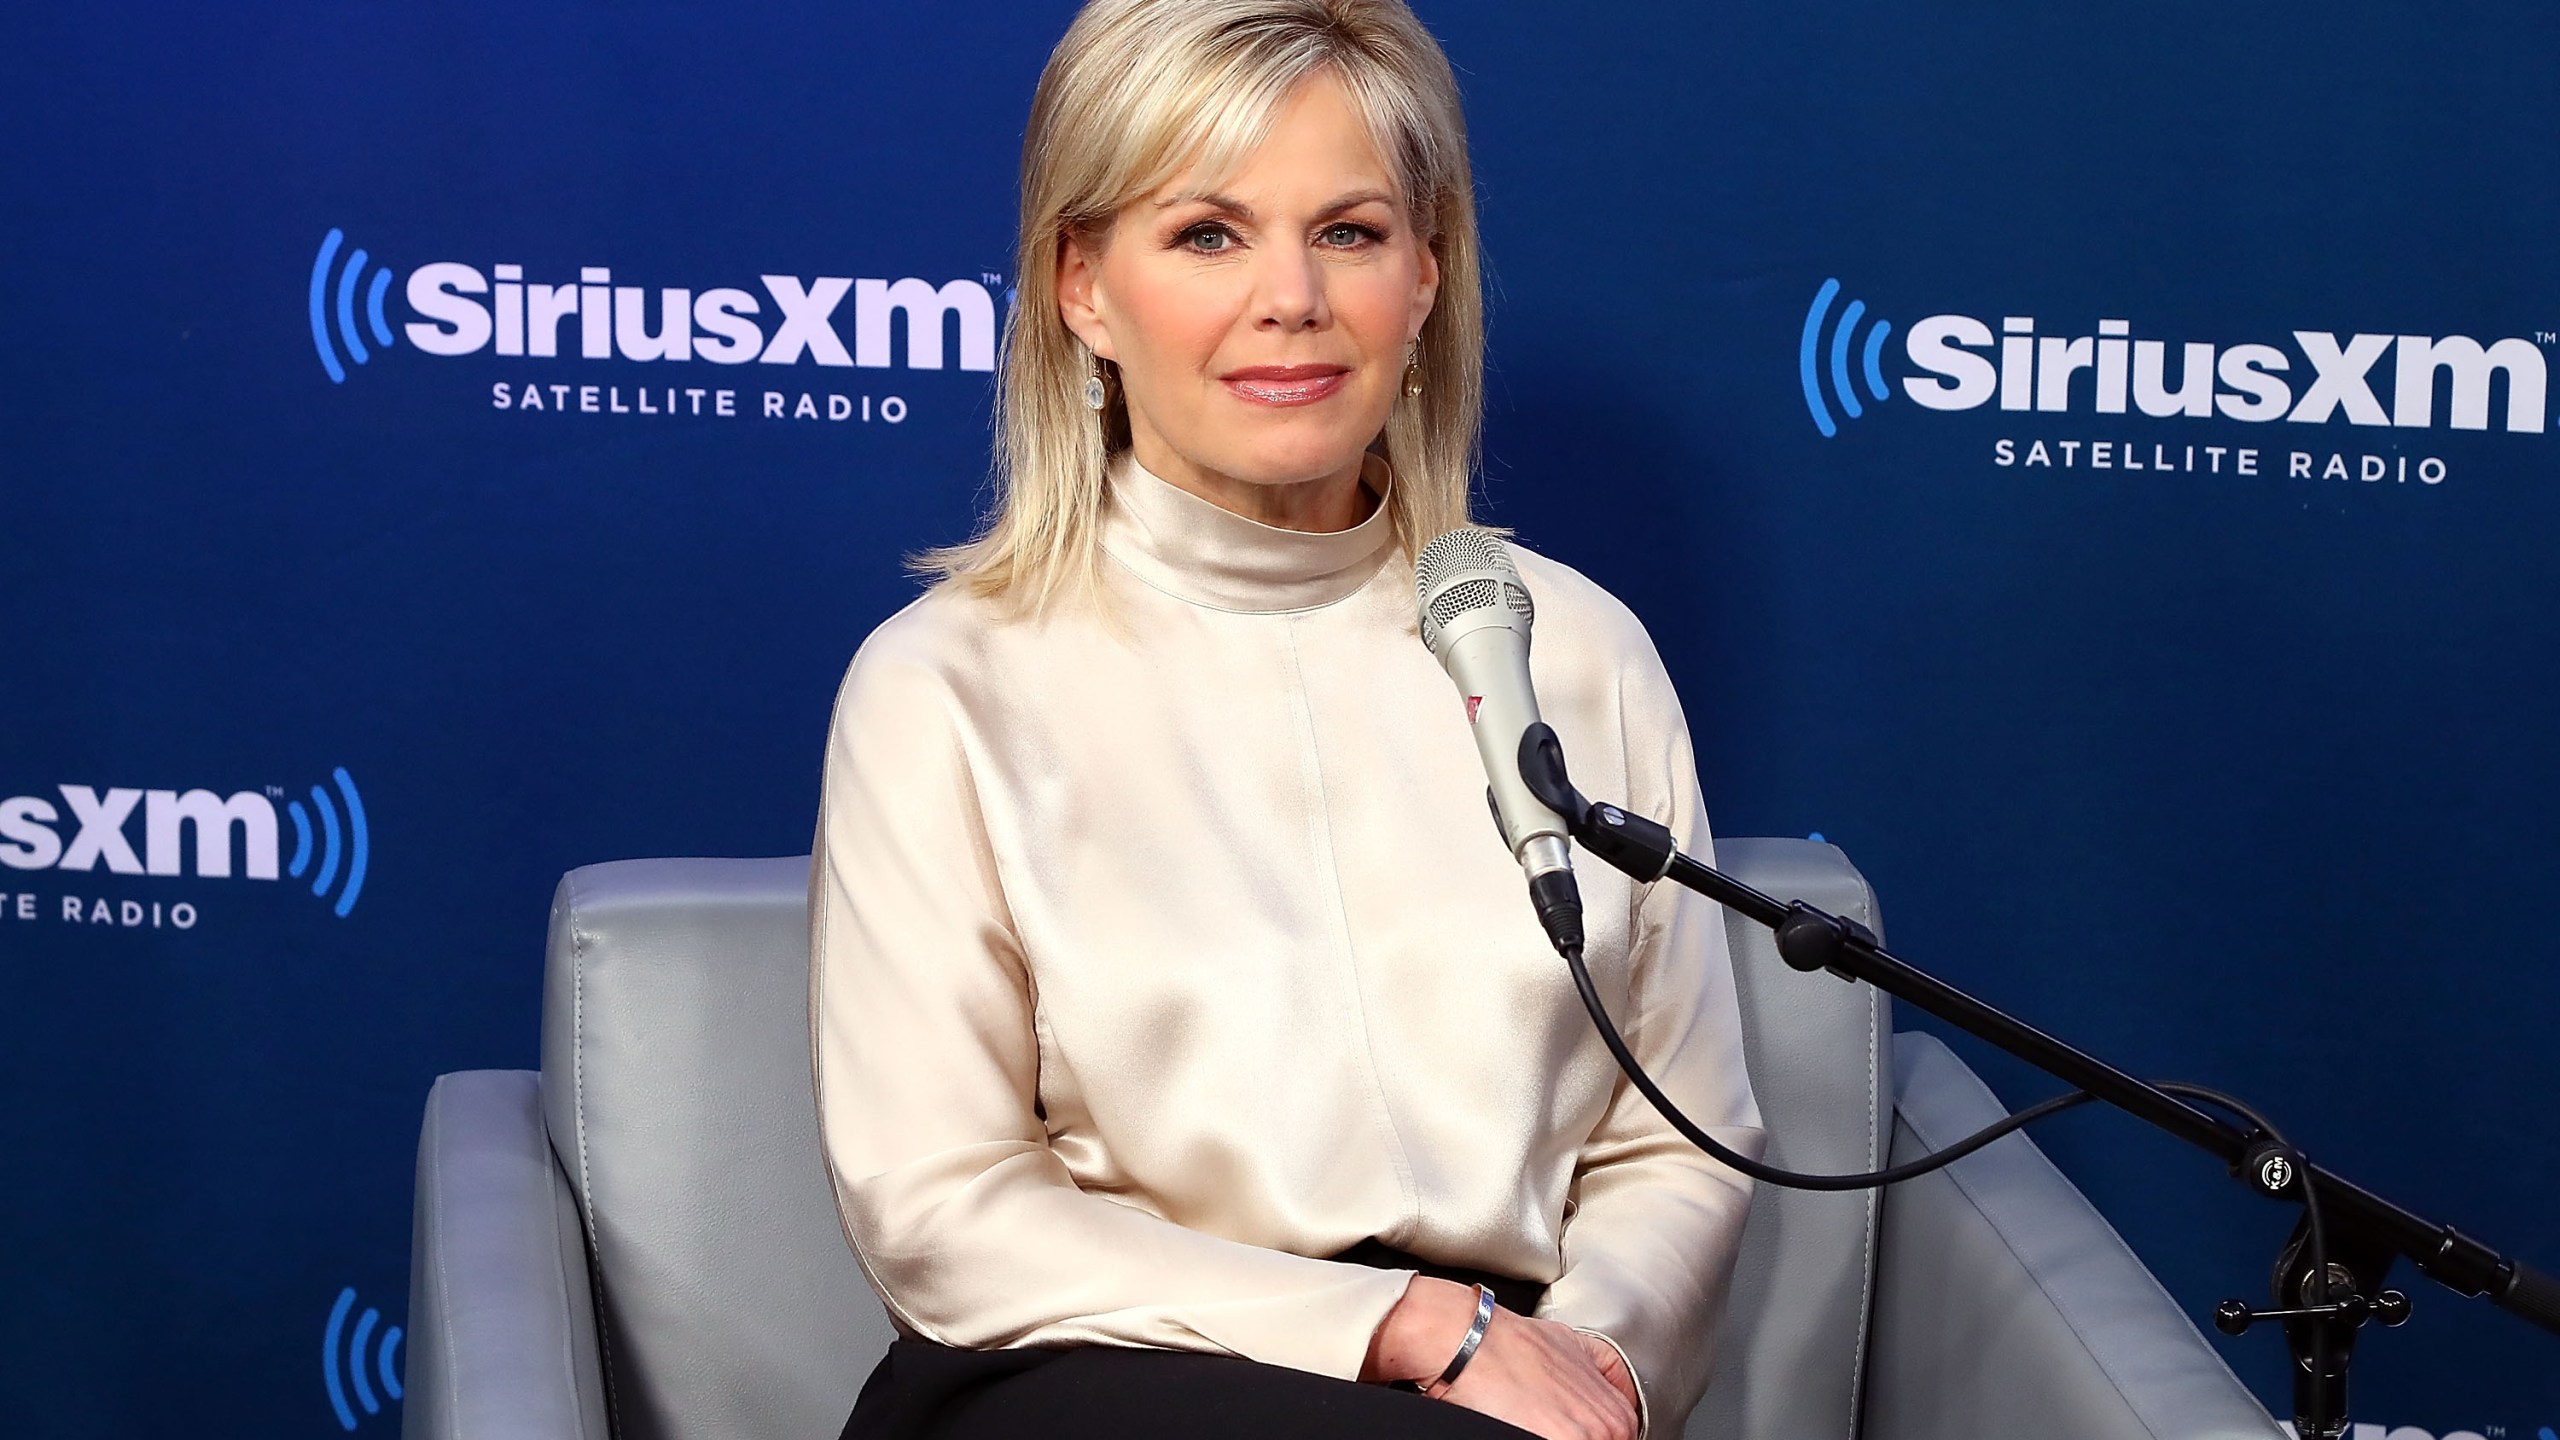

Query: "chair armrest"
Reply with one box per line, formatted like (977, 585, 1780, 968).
(1862, 1034, 2283, 1440)
(404, 1070, 612, 1440)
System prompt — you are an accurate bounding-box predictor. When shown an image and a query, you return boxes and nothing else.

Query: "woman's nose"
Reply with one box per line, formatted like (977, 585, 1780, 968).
(1251, 244, 1327, 331)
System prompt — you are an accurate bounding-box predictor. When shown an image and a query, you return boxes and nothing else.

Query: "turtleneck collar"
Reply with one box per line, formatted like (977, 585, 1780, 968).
(1098, 449, 1398, 614)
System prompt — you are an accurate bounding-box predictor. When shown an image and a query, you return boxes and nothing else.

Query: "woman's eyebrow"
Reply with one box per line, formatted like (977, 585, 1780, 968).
(1155, 188, 1399, 221)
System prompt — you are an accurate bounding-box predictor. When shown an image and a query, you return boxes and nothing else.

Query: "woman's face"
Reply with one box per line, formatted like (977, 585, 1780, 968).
(1058, 69, 1440, 519)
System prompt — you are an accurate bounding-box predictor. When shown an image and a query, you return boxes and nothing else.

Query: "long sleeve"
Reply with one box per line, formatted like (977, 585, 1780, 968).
(807, 615, 1414, 1381)
(1533, 633, 1765, 1435)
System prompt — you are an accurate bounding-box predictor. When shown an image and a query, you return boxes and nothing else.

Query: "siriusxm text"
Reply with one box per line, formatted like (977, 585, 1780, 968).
(404, 266, 997, 371)
(0, 787, 279, 878)
(1903, 317, 2546, 432)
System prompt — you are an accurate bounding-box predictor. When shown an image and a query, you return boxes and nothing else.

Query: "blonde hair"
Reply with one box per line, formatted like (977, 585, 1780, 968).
(917, 0, 1485, 611)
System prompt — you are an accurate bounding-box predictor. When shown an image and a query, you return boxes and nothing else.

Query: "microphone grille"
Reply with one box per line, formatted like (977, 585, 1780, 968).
(1425, 577, 1503, 629)
(1415, 528, 1533, 654)
(1415, 527, 1517, 593)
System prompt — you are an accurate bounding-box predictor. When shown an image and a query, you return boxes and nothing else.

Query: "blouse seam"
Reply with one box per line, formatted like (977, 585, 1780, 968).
(1281, 617, 1421, 1238)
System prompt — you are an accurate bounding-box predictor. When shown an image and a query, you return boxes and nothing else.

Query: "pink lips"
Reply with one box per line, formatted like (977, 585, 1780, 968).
(1220, 364, 1350, 407)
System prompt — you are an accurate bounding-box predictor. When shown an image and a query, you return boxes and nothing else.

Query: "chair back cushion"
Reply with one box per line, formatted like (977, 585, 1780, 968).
(541, 857, 890, 1440)
(1688, 838, 1888, 1440)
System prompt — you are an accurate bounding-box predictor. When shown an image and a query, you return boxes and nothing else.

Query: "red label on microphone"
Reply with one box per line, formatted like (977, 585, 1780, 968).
(1465, 695, 1483, 723)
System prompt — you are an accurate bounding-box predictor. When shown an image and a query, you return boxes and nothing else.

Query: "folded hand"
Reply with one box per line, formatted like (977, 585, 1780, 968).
(1363, 1277, 1637, 1440)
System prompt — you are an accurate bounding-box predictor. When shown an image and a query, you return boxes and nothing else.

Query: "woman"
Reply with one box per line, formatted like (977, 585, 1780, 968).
(809, 3, 1764, 1438)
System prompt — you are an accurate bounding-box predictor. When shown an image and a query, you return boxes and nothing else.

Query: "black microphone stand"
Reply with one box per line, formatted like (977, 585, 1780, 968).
(1516, 725, 2560, 1439)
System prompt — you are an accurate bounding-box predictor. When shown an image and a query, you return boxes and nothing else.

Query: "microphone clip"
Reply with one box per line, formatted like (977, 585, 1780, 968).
(1518, 724, 1678, 883)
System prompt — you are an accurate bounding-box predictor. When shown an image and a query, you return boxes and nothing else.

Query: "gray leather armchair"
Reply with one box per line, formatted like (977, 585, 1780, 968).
(401, 839, 2283, 1440)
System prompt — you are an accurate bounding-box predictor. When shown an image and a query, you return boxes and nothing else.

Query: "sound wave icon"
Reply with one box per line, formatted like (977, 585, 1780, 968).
(322, 1286, 404, 1431)
(310, 228, 397, 384)
(1799, 278, 1895, 438)
(284, 767, 369, 918)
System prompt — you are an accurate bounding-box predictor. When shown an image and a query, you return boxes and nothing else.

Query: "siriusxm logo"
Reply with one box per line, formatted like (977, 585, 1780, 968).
(1799, 279, 1896, 438)
(1800, 278, 2549, 439)
(310, 227, 997, 384)
(310, 230, 398, 384)
(322, 1286, 404, 1432)
(0, 767, 368, 918)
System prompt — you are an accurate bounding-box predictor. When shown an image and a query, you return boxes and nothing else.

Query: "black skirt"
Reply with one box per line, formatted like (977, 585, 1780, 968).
(839, 1241, 1549, 1440)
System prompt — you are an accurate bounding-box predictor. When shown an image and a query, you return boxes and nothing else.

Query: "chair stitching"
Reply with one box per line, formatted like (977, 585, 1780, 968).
(426, 1085, 462, 1435)
(1845, 990, 1882, 1438)
(1845, 874, 1884, 1439)
(566, 869, 629, 1436)
(544, 1119, 596, 1439)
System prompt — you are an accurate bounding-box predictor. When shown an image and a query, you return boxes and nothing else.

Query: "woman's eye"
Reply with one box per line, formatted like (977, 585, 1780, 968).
(1320, 222, 1378, 248)
(1177, 223, 1235, 254)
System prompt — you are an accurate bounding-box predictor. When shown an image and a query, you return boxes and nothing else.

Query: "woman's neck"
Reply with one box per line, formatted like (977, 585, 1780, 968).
(1126, 435, 1381, 534)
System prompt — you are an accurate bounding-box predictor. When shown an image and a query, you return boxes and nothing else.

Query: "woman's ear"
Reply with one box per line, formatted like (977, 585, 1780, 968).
(1055, 229, 1118, 362)
(1406, 236, 1441, 342)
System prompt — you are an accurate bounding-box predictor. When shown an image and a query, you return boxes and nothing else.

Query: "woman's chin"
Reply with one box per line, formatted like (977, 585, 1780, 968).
(1207, 422, 1385, 490)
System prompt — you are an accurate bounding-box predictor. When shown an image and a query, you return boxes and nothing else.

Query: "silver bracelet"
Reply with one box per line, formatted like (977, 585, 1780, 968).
(1425, 1284, 1497, 1397)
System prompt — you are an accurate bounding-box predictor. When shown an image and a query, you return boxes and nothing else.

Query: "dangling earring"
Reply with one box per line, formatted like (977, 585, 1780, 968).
(1082, 356, 1108, 412)
(1400, 340, 1425, 398)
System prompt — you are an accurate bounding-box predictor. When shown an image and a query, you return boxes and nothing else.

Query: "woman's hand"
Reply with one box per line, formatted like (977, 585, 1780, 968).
(1575, 1330, 1640, 1417)
(1363, 1277, 1638, 1440)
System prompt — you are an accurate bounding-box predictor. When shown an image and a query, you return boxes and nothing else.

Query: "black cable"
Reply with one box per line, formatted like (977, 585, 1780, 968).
(1559, 942, 2096, 1191)
(1561, 933, 2337, 1299)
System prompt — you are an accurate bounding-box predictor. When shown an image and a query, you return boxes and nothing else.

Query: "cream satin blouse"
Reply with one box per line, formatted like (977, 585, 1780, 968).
(809, 451, 1763, 1434)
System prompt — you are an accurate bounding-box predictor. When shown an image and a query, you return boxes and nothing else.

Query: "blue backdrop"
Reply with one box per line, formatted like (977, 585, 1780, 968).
(3, 3, 2554, 1435)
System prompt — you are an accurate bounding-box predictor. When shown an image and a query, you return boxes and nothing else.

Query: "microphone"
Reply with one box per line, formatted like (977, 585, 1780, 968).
(1414, 528, 1584, 951)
